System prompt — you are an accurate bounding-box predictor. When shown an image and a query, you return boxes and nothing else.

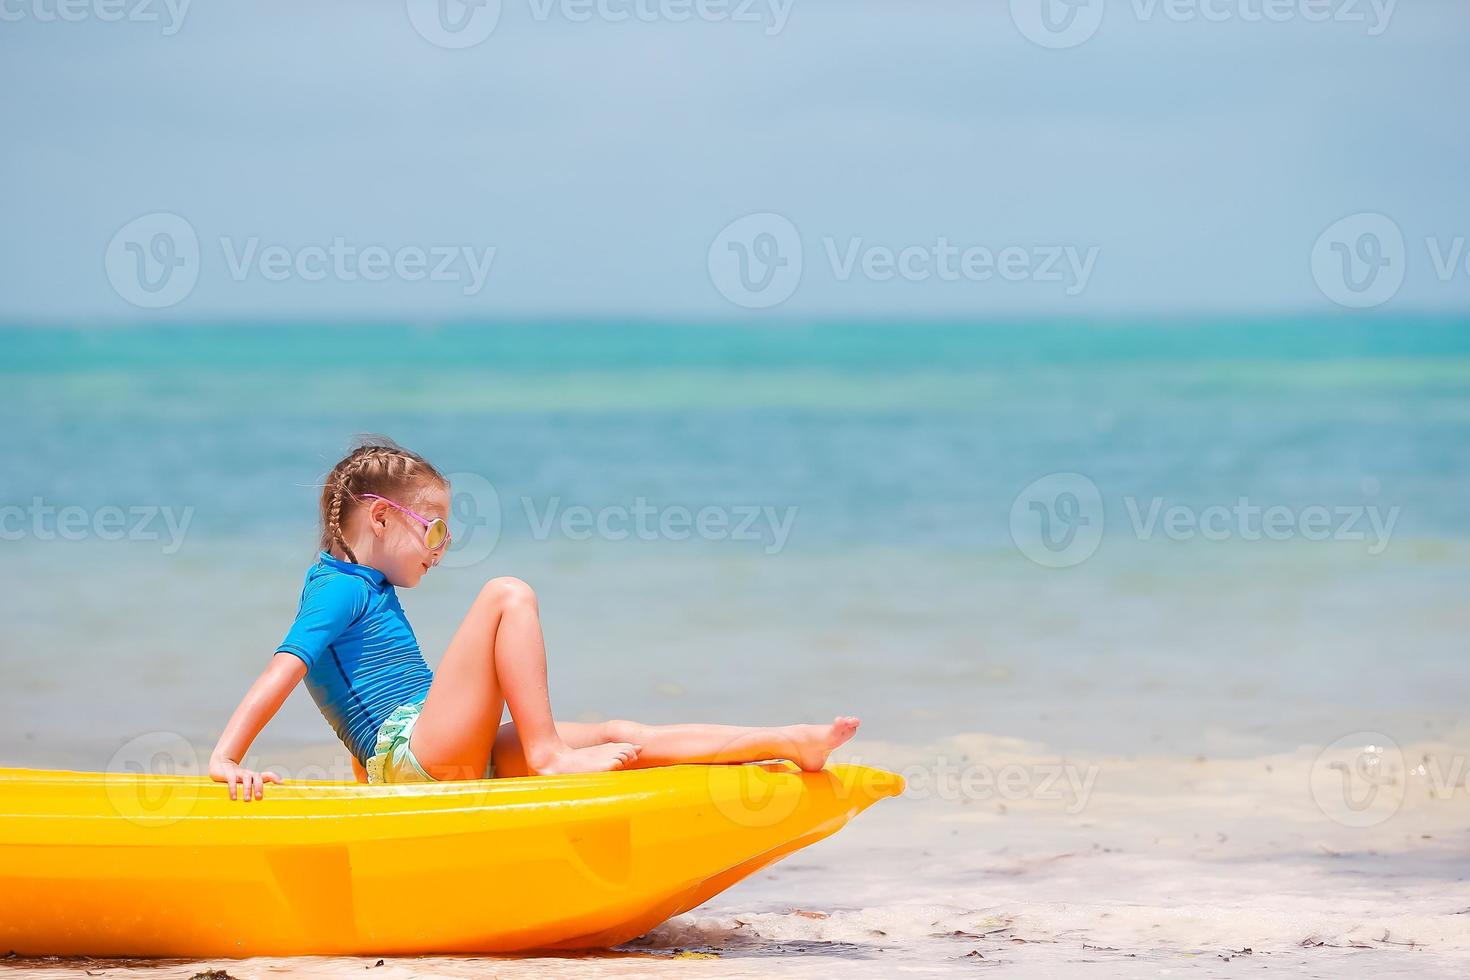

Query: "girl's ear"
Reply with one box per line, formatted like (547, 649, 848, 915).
(368, 499, 390, 537)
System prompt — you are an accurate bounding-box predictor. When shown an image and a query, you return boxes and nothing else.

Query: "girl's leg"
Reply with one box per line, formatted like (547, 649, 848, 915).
(492, 716, 861, 777)
(408, 577, 640, 780)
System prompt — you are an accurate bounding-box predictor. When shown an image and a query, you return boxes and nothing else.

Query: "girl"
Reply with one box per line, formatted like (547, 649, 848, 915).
(210, 440, 860, 800)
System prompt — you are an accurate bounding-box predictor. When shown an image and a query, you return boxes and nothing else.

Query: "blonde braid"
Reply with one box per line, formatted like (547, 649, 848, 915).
(327, 470, 355, 563)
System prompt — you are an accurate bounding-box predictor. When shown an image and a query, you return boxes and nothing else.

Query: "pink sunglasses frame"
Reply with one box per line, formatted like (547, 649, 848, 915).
(359, 493, 453, 552)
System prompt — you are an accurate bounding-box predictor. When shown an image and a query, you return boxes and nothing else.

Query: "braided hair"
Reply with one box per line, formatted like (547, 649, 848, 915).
(319, 437, 448, 564)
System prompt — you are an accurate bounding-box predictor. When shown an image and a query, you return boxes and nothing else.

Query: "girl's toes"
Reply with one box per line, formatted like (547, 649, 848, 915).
(828, 717, 860, 746)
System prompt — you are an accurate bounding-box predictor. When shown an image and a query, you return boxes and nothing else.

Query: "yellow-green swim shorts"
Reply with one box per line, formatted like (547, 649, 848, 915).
(364, 699, 493, 784)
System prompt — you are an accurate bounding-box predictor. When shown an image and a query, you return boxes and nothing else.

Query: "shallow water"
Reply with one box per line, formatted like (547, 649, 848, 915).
(2, 320, 1469, 974)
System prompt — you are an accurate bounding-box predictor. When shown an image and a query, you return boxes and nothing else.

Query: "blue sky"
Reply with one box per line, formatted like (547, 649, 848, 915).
(1, 0, 1467, 320)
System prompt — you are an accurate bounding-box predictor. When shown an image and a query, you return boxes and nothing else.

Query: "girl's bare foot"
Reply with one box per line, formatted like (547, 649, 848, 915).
(527, 741, 640, 776)
(784, 716, 861, 772)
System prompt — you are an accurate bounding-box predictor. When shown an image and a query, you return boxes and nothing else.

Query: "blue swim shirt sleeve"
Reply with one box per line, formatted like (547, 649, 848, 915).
(277, 574, 368, 671)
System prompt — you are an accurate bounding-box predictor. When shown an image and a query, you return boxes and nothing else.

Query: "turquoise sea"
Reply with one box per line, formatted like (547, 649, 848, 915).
(3, 317, 1467, 768)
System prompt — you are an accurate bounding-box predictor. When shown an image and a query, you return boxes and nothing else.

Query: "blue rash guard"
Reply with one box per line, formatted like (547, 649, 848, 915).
(277, 552, 434, 765)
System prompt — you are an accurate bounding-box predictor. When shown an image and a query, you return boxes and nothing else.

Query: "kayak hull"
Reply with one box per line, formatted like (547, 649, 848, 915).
(0, 762, 901, 957)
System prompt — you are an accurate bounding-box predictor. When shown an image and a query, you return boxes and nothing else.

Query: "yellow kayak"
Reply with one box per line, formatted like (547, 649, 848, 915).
(0, 762, 902, 957)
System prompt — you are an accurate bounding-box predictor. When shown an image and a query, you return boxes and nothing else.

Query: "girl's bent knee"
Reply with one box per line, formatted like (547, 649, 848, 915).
(602, 719, 643, 743)
(481, 575, 537, 608)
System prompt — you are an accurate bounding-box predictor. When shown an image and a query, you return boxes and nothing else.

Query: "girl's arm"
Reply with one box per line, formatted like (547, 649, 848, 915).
(208, 651, 307, 801)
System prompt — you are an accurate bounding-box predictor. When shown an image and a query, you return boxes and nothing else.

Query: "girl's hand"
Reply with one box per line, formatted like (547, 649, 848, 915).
(208, 653, 305, 802)
(209, 756, 282, 802)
